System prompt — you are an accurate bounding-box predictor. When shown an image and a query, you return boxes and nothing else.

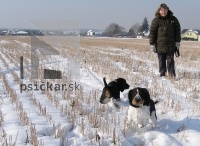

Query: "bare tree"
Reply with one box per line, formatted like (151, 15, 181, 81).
(105, 23, 125, 37)
(129, 23, 140, 37)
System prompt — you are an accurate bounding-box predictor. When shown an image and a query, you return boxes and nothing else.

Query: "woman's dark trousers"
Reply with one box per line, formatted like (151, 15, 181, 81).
(157, 53, 175, 77)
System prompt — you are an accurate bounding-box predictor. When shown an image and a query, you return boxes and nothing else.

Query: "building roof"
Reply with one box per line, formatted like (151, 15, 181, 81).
(16, 31, 28, 34)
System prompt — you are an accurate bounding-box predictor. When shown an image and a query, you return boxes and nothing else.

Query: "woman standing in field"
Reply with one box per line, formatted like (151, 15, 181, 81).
(149, 3, 181, 78)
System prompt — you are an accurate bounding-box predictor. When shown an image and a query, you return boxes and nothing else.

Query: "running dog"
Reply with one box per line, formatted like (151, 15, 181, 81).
(99, 77, 130, 107)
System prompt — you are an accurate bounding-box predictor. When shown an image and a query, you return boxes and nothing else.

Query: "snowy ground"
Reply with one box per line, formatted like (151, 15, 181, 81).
(0, 36, 200, 146)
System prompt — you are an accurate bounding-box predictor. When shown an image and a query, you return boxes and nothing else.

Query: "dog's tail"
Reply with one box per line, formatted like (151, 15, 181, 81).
(103, 77, 108, 87)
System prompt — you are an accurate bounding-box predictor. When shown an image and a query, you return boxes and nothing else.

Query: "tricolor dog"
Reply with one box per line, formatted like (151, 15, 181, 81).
(99, 77, 130, 107)
(127, 87, 159, 128)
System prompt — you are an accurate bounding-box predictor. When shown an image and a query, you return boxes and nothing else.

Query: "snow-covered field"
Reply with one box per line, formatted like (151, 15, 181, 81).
(0, 36, 200, 146)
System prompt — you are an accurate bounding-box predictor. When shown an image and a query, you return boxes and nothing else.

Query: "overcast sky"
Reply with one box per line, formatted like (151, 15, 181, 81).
(0, 0, 199, 31)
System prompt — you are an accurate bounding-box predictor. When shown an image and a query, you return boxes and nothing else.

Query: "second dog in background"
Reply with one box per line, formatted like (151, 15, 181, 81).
(99, 77, 130, 107)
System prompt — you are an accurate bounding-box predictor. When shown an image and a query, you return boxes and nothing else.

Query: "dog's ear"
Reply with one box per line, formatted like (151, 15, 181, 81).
(128, 90, 132, 102)
(128, 89, 135, 101)
(128, 89, 137, 106)
(139, 88, 150, 105)
(140, 88, 150, 98)
(103, 77, 108, 87)
(116, 78, 129, 92)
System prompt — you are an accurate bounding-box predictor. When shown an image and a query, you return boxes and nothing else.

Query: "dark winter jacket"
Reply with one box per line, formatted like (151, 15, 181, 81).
(149, 9, 181, 53)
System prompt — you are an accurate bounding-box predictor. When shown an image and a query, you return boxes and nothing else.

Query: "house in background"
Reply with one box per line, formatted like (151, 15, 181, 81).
(86, 30, 103, 37)
(136, 33, 144, 39)
(16, 30, 28, 35)
(181, 29, 189, 34)
(143, 31, 149, 38)
(181, 29, 198, 41)
(87, 30, 95, 36)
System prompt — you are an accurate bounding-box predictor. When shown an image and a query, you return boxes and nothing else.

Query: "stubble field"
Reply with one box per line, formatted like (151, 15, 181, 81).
(0, 36, 200, 145)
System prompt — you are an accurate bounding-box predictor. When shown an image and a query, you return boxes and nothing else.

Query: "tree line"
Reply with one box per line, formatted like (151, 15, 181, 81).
(104, 17, 149, 37)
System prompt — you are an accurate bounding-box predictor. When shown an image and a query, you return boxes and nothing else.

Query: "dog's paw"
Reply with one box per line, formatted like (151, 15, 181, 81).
(112, 98, 121, 109)
(113, 102, 120, 109)
(138, 124, 145, 128)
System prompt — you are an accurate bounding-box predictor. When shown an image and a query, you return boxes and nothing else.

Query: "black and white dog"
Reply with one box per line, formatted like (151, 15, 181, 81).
(99, 77, 130, 107)
(127, 87, 159, 128)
